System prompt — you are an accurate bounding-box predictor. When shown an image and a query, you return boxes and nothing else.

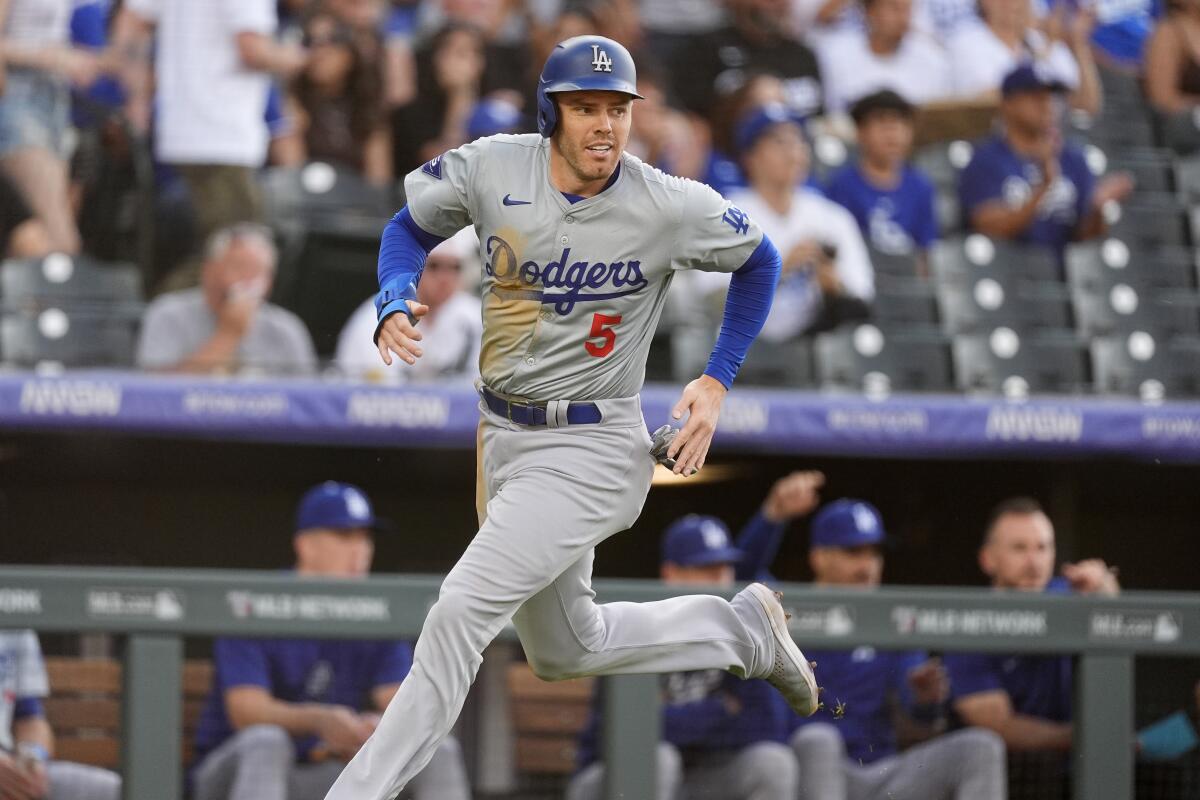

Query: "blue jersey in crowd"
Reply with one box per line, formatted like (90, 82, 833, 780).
(193, 637, 413, 763)
(576, 668, 790, 768)
(826, 164, 939, 254)
(959, 134, 1095, 260)
(944, 577, 1074, 724)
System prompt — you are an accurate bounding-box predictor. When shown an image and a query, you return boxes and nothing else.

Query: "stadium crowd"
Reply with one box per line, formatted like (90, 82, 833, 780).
(1, 0, 1199, 396)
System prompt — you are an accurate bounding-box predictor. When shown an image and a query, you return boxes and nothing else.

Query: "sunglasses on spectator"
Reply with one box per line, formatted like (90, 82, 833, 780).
(425, 258, 461, 273)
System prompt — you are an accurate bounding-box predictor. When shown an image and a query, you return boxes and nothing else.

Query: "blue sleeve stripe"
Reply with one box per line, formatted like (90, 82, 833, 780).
(703, 236, 781, 388)
(13, 697, 43, 720)
(375, 208, 448, 335)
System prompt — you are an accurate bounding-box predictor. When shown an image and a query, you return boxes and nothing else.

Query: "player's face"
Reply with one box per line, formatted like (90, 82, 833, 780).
(809, 545, 884, 587)
(551, 90, 633, 188)
(859, 112, 913, 167)
(980, 512, 1056, 591)
(660, 562, 736, 588)
(295, 528, 375, 577)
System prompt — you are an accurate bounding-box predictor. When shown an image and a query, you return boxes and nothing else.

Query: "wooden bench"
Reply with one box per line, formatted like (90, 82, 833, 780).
(43, 657, 213, 769)
(506, 664, 594, 776)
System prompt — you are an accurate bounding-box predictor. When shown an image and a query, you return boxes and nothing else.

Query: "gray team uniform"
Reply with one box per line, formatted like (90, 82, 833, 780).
(0, 631, 122, 800)
(324, 135, 781, 799)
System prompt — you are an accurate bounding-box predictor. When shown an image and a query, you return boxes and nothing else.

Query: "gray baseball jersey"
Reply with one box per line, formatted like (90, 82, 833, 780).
(404, 133, 764, 401)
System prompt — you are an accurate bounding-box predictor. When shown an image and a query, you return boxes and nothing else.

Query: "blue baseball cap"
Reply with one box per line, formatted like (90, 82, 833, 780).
(467, 97, 524, 140)
(1001, 63, 1069, 97)
(295, 481, 387, 534)
(810, 500, 886, 549)
(661, 515, 744, 566)
(734, 103, 806, 156)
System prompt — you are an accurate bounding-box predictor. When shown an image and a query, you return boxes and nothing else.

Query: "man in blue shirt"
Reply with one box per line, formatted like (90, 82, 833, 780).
(827, 90, 939, 276)
(567, 515, 799, 800)
(944, 497, 1119, 754)
(958, 64, 1133, 262)
(765, 500, 1008, 800)
(190, 482, 470, 800)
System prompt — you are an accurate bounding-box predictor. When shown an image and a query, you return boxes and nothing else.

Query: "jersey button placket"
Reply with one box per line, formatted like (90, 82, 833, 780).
(559, 235, 569, 244)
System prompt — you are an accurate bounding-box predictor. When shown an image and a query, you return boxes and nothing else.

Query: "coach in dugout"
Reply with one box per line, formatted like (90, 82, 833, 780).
(733, 481, 1008, 799)
(944, 497, 1120, 756)
(189, 481, 470, 800)
(567, 514, 799, 800)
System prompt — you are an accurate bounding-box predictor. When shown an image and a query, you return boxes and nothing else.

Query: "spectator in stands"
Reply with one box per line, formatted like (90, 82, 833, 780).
(0, 0, 101, 254)
(391, 23, 485, 173)
(0, 171, 53, 258)
(416, 0, 529, 95)
(704, 71, 791, 195)
(190, 482, 471, 800)
(136, 223, 318, 375)
(773, 500, 1009, 799)
(946, 0, 1102, 115)
(944, 497, 1119, 754)
(566, 515, 799, 800)
(669, 0, 825, 122)
(0, 630, 122, 800)
(826, 90, 939, 275)
(958, 64, 1133, 262)
(336, 229, 481, 385)
(1087, 0, 1158, 73)
(1145, 0, 1200, 153)
(729, 104, 874, 339)
(110, 0, 307, 260)
(290, 10, 392, 185)
(816, 0, 954, 112)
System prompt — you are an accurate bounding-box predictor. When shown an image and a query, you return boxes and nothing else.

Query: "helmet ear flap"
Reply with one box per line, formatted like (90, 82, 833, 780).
(537, 86, 558, 138)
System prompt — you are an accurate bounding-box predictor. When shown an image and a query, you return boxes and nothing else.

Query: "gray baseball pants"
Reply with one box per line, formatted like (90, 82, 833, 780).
(567, 740, 799, 800)
(792, 723, 1007, 800)
(46, 761, 121, 800)
(324, 396, 775, 800)
(192, 724, 469, 800)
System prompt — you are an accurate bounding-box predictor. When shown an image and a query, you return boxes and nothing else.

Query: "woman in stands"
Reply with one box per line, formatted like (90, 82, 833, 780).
(289, 9, 392, 185)
(1145, 0, 1200, 152)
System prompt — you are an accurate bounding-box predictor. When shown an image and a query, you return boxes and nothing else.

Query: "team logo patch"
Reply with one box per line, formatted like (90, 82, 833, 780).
(591, 45, 613, 73)
(722, 205, 749, 234)
(421, 155, 444, 180)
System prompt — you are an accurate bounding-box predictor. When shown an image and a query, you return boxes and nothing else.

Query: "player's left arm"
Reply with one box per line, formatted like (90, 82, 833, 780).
(668, 235, 781, 475)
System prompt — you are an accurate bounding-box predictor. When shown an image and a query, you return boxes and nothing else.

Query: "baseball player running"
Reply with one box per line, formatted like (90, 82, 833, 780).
(325, 35, 818, 800)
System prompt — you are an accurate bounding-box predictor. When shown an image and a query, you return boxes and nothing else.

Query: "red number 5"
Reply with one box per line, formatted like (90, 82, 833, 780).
(585, 313, 622, 358)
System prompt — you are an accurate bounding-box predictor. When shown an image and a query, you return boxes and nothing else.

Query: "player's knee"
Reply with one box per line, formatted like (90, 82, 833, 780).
(234, 724, 293, 762)
(954, 727, 1007, 771)
(523, 646, 579, 682)
(790, 722, 844, 760)
(745, 742, 799, 791)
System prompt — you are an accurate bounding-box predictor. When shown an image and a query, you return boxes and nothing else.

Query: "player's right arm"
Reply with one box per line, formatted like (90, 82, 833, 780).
(374, 140, 487, 366)
(953, 690, 1072, 751)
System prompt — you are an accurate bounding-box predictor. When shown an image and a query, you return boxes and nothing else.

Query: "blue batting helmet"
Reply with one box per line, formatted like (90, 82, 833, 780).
(536, 35, 643, 138)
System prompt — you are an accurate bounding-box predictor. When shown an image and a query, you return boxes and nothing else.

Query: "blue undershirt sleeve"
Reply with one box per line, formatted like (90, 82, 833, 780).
(373, 207, 447, 342)
(703, 235, 782, 388)
(734, 511, 788, 582)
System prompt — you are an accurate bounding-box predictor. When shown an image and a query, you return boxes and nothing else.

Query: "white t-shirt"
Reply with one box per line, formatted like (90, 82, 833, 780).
(0, 631, 50, 752)
(947, 23, 1080, 97)
(126, 0, 276, 166)
(336, 291, 483, 386)
(2, 0, 70, 46)
(677, 187, 874, 341)
(817, 29, 955, 112)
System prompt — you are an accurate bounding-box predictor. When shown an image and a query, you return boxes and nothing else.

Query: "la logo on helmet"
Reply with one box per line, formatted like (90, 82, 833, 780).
(591, 45, 613, 72)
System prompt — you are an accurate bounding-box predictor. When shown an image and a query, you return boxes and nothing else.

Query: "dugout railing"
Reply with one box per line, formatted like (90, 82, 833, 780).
(0, 567, 1196, 800)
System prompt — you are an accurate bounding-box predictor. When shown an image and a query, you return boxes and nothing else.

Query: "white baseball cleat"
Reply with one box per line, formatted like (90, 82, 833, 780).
(743, 582, 820, 716)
